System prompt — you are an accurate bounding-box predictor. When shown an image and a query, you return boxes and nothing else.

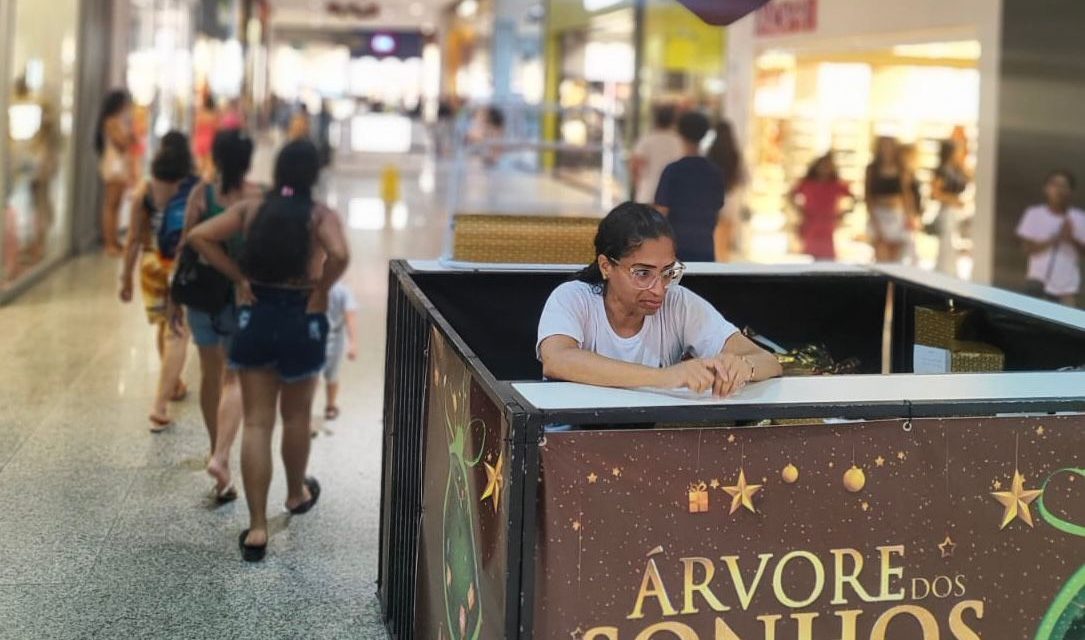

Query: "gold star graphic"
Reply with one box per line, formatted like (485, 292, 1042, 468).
(1036, 426, 1045, 436)
(611, 467, 622, 478)
(480, 451, 504, 512)
(727, 434, 736, 443)
(722, 469, 762, 515)
(991, 470, 1043, 529)
(570, 626, 584, 640)
(938, 536, 957, 558)
(875, 456, 886, 467)
(571, 520, 581, 531)
(861, 502, 870, 512)
(709, 479, 720, 489)
(587, 472, 598, 484)
(897, 451, 907, 461)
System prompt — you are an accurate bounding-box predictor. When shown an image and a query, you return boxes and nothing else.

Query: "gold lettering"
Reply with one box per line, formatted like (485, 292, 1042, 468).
(931, 576, 954, 599)
(953, 575, 967, 598)
(876, 546, 906, 601)
(584, 628, 619, 640)
(911, 578, 931, 601)
(949, 600, 984, 640)
(681, 557, 730, 614)
(870, 605, 940, 640)
(720, 554, 773, 611)
(830, 548, 877, 605)
(629, 557, 678, 620)
(756, 615, 782, 640)
(771, 551, 825, 609)
(634, 621, 698, 640)
(714, 617, 744, 640)
(834, 610, 863, 640)
(791, 612, 818, 640)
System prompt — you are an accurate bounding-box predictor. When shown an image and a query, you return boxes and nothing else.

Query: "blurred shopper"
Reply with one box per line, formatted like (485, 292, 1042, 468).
(631, 104, 682, 205)
(119, 132, 198, 431)
(1016, 170, 1085, 306)
(865, 136, 915, 262)
(179, 130, 259, 502)
(288, 103, 311, 141)
(187, 140, 350, 562)
(317, 99, 334, 168)
(193, 94, 219, 178)
(705, 119, 747, 261)
(931, 139, 971, 275)
(790, 153, 853, 261)
(95, 89, 134, 256)
(321, 280, 358, 423)
(654, 112, 725, 262)
(219, 98, 245, 130)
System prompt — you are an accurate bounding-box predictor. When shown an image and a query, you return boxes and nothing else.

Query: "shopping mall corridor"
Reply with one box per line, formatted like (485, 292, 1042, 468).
(0, 150, 450, 638)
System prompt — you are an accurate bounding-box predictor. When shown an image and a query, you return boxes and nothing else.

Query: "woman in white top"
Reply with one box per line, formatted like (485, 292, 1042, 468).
(537, 203, 782, 396)
(1016, 170, 1085, 307)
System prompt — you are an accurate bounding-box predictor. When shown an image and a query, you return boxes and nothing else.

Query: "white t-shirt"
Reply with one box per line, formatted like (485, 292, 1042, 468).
(633, 130, 683, 204)
(327, 282, 359, 333)
(536, 281, 739, 369)
(1016, 205, 1085, 295)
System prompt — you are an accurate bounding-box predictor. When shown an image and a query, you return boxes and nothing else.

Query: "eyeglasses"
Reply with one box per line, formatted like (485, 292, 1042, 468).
(608, 258, 686, 290)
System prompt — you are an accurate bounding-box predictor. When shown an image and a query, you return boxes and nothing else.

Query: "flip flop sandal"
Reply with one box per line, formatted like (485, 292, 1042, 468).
(149, 415, 174, 433)
(215, 485, 238, 505)
(238, 529, 266, 563)
(287, 477, 321, 515)
(324, 406, 340, 421)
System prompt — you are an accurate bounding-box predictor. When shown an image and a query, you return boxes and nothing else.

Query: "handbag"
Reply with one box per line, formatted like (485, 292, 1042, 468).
(170, 245, 233, 314)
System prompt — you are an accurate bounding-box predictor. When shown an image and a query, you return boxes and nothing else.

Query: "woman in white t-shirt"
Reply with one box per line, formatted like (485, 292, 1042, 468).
(537, 203, 782, 396)
(1016, 170, 1085, 307)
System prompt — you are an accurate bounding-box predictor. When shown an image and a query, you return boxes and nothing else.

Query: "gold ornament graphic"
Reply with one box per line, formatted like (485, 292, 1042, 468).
(722, 469, 762, 514)
(781, 463, 799, 484)
(480, 451, 504, 512)
(843, 465, 867, 493)
(991, 470, 1043, 529)
(688, 481, 709, 514)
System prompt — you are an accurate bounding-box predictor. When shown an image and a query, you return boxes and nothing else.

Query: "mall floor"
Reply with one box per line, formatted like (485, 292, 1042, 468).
(0, 140, 469, 638)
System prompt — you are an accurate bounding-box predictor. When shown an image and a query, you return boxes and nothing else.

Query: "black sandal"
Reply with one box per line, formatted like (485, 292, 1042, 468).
(288, 477, 321, 515)
(215, 485, 238, 505)
(239, 529, 266, 563)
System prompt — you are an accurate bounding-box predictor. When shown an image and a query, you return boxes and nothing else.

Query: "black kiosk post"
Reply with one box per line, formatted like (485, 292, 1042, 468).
(379, 260, 1085, 640)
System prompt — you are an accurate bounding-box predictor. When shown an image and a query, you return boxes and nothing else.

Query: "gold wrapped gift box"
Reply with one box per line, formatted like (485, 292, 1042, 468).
(949, 340, 1005, 373)
(915, 305, 971, 349)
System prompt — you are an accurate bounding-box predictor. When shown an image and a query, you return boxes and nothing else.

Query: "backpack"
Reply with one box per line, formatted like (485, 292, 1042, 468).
(156, 175, 199, 260)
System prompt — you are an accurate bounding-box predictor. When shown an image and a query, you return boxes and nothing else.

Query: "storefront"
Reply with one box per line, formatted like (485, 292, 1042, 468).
(725, 0, 1002, 281)
(0, 0, 82, 297)
(378, 260, 1085, 639)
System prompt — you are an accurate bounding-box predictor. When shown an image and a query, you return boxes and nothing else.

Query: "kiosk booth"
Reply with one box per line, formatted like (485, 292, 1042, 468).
(378, 260, 1085, 640)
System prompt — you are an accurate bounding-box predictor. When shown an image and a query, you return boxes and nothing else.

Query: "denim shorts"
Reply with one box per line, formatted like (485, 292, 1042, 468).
(229, 286, 329, 383)
(188, 305, 238, 349)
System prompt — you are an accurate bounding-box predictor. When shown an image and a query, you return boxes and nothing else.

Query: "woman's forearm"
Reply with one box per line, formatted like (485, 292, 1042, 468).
(745, 351, 783, 382)
(190, 236, 245, 284)
(543, 348, 663, 389)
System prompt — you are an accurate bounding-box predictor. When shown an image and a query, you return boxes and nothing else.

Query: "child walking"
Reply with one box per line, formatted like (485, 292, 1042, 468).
(323, 280, 358, 421)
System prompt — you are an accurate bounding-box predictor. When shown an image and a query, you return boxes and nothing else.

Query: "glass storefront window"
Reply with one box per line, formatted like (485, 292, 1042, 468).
(2, 0, 79, 290)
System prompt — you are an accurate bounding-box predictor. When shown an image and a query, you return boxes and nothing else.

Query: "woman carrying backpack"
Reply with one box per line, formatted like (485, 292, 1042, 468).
(187, 140, 349, 561)
(120, 131, 198, 431)
(176, 129, 260, 503)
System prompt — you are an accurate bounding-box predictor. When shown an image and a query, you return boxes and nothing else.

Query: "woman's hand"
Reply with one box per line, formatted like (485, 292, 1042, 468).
(709, 353, 755, 397)
(657, 359, 725, 395)
(236, 279, 256, 306)
(119, 277, 134, 303)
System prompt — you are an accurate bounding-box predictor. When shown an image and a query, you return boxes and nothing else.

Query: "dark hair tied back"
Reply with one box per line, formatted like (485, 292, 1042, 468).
(575, 202, 674, 292)
(240, 140, 322, 284)
(212, 129, 254, 195)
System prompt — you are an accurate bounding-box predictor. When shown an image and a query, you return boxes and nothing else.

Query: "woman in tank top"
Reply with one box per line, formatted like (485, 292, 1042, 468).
(187, 140, 350, 561)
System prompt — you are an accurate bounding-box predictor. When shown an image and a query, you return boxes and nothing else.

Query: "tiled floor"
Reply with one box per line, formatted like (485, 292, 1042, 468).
(0, 146, 460, 639)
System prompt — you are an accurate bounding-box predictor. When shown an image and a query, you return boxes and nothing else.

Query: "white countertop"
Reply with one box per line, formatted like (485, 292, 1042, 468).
(511, 372, 1085, 411)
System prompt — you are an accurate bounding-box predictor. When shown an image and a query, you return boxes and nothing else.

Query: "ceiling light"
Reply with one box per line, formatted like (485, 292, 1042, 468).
(457, 0, 478, 18)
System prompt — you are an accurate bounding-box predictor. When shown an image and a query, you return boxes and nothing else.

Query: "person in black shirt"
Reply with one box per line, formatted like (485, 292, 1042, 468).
(654, 112, 725, 262)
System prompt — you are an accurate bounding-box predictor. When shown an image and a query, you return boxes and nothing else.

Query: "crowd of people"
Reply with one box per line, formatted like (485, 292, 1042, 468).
(93, 88, 354, 561)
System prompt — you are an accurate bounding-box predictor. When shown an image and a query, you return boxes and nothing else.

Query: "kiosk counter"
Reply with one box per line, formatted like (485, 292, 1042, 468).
(378, 260, 1085, 640)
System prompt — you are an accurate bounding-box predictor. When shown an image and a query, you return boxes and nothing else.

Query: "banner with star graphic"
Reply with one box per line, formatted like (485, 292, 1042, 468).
(533, 416, 1085, 639)
(415, 329, 510, 640)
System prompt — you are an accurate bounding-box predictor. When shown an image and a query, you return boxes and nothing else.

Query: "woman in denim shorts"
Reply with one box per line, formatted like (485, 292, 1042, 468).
(188, 140, 350, 561)
(178, 129, 260, 504)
